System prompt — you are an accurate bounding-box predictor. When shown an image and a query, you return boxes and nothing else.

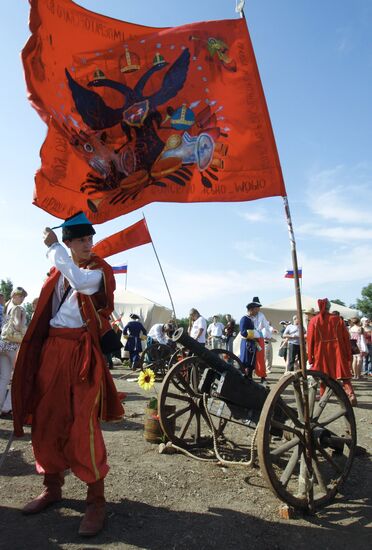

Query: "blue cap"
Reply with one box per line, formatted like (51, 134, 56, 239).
(52, 212, 95, 241)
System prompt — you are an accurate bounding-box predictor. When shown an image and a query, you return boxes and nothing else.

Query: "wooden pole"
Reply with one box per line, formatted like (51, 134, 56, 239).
(282, 196, 314, 512)
(142, 214, 177, 322)
(282, 197, 307, 374)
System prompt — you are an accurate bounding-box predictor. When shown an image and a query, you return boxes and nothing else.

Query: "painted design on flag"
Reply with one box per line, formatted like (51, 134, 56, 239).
(284, 269, 302, 279)
(112, 264, 128, 274)
(23, 0, 286, 223)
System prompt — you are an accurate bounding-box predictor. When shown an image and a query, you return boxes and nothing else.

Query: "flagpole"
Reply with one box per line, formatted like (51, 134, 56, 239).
(142, 214, 177, 322)
(125, 267, 128, 290)
(282, 195, 314, 511)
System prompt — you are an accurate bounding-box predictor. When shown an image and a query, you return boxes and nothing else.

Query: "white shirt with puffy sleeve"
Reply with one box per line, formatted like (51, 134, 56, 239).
(47, 243, 102, 328)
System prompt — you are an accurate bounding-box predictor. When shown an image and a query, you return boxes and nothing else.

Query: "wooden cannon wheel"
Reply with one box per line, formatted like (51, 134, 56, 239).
(158, 349, 241, 452)
(158, 356, 213, 451)
(257, 370, 356, 511)
(138, 343, 175, 377)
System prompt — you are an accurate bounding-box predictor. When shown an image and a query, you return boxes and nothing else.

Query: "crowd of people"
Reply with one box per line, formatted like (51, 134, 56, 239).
(0, 210, 370, 538)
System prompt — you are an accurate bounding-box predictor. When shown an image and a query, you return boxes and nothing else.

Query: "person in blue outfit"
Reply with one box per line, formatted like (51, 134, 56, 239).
(123, 314, 147, 369)
(239, 309, 262, 379)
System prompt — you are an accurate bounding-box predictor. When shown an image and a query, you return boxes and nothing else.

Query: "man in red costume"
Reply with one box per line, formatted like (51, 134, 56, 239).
(12, 212, 124, 536)
(307, 298, 357, 406)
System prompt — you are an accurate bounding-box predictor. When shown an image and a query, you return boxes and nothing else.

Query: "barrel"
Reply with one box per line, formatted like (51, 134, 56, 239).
(144, 404, 176, 443)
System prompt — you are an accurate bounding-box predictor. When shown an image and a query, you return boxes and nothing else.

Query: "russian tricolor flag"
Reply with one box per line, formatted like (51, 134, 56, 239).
(285, 268, 302, 279)
(112, 264, 128, 274)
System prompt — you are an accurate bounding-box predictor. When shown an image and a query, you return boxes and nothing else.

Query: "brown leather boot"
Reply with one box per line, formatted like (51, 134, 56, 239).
(22, 472, 64, 515)
(78, 479, 106, 537)
(342, 381, 358, 407)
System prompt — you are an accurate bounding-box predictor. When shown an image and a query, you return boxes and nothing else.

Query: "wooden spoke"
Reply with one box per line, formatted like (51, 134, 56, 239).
(312, 457, 328, 495)
(292, 378, 304, 422)
(165, 391, 193, 403)
(270, 419, 301, 438)
(167, 404, 192, 421)
(312, 387, 333, 422)
(280, 446, 300, 487)
(270, 436, 301, 457)
(317, 409, 347, 427)
(277, 400, 303, 429)
(314, 441, 344, 474)
(179, 410, 195, 439)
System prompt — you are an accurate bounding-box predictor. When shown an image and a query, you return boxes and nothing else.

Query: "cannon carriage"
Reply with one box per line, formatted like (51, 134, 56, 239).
(158, 328, 357, 512)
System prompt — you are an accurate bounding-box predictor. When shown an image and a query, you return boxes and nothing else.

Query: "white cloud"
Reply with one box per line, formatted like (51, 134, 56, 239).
(239, 208, 268, 222)
(306, 165, 372, 225)
(297, 223, 372, 242)
(233, 241, 270, 263)
(299, 244, 372, 287)
(130, 262, 291, 317)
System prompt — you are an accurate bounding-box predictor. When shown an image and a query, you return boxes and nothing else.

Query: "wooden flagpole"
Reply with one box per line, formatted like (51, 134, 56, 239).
(238, 0, 314, 511)
(142, 214, 177, 322)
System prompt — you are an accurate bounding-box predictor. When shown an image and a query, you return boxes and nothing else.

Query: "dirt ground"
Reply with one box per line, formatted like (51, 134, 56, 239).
(0, 362, 371, 550)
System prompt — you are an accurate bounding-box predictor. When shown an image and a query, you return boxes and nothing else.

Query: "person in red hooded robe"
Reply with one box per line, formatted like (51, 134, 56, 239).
(307, 298, 356, 406)
(12, 212, 124, 537)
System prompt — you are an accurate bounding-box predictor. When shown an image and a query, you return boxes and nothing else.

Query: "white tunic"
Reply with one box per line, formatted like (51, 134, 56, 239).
(190, 316, 207, 343)
(250, 311, 272, 339)
(148, 323, 168, 345)
(47, 243, 102, 328)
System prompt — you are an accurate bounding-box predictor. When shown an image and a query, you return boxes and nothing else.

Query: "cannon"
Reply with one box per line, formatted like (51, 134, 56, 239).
(158, 328, 357, 512)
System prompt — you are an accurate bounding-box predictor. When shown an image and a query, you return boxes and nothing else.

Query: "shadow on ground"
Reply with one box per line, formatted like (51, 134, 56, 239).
(1, 496, 371, 550)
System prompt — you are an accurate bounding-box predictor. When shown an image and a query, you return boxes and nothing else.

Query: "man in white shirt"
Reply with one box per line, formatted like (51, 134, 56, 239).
(188, 308, 207, 345)
(247, 297, 271, 382)
(283, 315, 302, 372)
(13, 212, 123, 537)
(207, 315, 225, 349)
(147, 323, 174, 346)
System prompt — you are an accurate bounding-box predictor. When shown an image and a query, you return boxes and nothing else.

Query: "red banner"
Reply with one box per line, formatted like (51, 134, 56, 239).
(23, 0, 286, 223)
(92, 219, 151, 258)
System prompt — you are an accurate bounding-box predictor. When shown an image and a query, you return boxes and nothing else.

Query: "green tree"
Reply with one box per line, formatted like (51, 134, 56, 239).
(176, 317, 190, 330)
(331, 299, 346, 307)
(23, 302, 34, 325)
(0, 279, 13, 301)
(355, 284, 372, 318)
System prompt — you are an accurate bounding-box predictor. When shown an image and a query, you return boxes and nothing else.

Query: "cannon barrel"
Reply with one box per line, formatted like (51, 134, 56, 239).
(172, 327, 268, 413)
(172, 327, 242, 377)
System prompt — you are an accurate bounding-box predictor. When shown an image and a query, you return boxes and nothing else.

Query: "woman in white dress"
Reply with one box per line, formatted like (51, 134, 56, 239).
(0, 286, 28, 417)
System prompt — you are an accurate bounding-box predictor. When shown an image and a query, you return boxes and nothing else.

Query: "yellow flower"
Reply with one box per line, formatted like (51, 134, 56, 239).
(138, 368, 156, 391)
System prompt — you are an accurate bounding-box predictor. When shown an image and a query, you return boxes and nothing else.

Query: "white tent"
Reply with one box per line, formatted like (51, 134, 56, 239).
(260, 295, 359, 367)
(113, 289, 172, 331)
(261, 295, 359, 331)
(234, 295, 359, 367)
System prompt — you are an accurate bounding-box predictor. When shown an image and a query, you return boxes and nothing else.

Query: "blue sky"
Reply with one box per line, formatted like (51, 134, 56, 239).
(1, 1, 371, 319)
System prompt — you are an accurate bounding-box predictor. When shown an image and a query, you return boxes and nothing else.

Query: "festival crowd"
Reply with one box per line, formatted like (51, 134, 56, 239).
(0, 212, 370, 538)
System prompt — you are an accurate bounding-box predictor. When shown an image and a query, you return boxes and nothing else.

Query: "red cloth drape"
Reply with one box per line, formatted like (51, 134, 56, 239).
(23, 0, 286, 223)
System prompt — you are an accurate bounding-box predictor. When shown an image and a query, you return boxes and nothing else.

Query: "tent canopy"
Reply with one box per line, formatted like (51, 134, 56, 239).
(114, 289, 172, 331)
(261, 295, 359, 330)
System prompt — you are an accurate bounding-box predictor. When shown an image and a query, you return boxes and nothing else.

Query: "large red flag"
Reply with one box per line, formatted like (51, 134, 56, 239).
(92, 218, 151, 258)
(23, 0, 286, 223)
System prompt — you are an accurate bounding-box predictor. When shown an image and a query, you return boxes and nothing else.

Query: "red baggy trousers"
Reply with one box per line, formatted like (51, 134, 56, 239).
(31, 327, 109, 483)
